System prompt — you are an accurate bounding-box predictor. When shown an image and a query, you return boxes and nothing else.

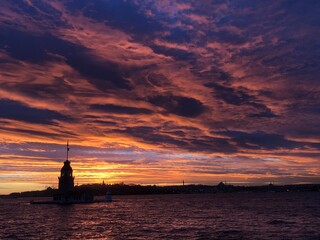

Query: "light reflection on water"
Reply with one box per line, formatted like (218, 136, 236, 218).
(1, 192, 320, 239)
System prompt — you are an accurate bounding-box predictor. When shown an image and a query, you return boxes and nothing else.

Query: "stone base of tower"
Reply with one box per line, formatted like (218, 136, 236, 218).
(53, 191, 94, 204)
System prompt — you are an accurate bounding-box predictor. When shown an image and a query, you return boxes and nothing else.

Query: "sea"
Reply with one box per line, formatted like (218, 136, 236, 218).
(1, 192, 319, 240)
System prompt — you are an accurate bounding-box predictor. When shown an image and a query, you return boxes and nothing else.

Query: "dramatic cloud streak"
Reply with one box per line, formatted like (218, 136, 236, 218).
(0, 0, 319, 193)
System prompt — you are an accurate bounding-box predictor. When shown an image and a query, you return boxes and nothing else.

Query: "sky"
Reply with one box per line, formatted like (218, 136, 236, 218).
(0, 0, 319, 194)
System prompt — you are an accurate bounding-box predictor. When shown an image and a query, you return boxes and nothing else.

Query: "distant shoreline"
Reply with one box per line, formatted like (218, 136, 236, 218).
(1, 182, 320, 198)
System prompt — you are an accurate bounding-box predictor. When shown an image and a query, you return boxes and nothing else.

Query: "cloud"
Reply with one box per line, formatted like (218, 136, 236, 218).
(90, 104, 153, 115)
(148, 95, 206, 118)
(220, 131, 303, 150)
(0, 99, 71, 124)
(204, 82, 277, 118)
(65, 0, 164, 35)
(0, 27, 133, 90)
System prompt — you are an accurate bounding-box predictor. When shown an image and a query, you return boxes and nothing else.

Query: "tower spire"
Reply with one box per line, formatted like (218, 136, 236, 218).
(66, 140, 70, 161)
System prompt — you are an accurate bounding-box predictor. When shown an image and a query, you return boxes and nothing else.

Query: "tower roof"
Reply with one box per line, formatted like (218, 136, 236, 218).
(61, 160, 72, 171)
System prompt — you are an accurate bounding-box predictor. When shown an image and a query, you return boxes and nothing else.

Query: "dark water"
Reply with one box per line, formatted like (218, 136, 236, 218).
(1, 192, 319, 239)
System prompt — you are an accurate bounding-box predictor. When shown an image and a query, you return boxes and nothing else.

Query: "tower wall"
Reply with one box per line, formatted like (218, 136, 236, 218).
(58, 160, 75, 194)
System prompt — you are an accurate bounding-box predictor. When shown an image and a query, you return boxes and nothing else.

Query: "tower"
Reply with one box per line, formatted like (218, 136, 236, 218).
(58, 142, 74, 194)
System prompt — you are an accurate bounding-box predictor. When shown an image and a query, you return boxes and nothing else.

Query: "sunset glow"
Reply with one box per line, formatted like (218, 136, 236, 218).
(0, 0, 319, 194)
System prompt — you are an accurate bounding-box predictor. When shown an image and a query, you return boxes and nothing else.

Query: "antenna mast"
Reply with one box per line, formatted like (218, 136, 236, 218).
(66, 140, 70, 161)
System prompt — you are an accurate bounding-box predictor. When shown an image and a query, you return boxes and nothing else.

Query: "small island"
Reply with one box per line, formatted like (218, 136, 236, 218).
(27, 143, 111, 204)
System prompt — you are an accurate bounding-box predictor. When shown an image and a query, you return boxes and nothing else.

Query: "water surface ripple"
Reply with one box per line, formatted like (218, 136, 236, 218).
(1, 192, 319, 239)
